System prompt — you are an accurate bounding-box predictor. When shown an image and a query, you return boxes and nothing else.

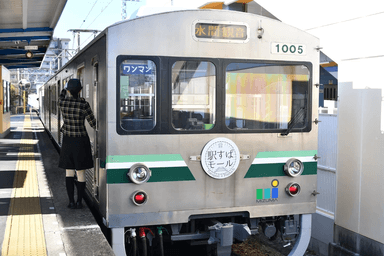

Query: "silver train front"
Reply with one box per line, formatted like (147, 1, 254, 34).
(39, 9, 319, 256)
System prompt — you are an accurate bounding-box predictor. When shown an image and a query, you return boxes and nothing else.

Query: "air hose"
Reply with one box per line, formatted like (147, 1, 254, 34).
(139, 227, 154, 256)
(157, 227, 166, 256)
(125, 228, 137, 256)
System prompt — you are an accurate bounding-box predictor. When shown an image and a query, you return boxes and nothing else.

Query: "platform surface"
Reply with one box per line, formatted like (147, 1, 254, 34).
(0, 113, 114, 256)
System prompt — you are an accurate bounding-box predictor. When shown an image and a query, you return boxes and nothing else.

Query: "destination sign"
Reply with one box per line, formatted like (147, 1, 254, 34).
(195, 22, 248, 41)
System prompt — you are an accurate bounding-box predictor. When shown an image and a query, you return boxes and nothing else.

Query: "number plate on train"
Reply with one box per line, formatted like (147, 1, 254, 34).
(271, 43, 306, 55)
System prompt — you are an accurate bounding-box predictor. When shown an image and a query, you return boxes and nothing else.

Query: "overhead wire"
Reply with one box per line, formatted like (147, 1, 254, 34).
(86, 0, 115, 29)
(305, 11, 384, 31)
(74, 0, 114, 51)
(79, 0, 99, 28)
(79, 33, 95, 48)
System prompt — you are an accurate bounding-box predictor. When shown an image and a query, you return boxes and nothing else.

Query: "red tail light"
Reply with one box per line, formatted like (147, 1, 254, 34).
(286, 183, 301, 197)
(132, 191, 148, 205)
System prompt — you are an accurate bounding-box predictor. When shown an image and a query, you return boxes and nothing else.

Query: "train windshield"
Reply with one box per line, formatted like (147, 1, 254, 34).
(225, 63, 310, 131)
(171, 61, 216, 130)
(119, 60, 156, 131)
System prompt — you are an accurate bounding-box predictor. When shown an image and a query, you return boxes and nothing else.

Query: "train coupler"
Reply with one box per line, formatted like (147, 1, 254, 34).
(280, 216, 300, 243)
(207, 222, 252, 256)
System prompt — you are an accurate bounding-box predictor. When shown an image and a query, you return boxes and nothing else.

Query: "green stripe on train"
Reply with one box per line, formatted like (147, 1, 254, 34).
(256, 150, 317, 158)
(244, 162, 317, 178)
(106, 154, 184, 163)
(107, 166, 195, 184)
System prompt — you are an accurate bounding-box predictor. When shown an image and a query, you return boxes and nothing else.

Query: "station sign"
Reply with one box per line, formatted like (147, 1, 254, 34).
(25, 45, 38, 50)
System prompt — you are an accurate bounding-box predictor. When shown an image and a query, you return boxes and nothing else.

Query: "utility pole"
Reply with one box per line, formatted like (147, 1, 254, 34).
(67, 29, 101, 52)
(121, 0, 142, 20)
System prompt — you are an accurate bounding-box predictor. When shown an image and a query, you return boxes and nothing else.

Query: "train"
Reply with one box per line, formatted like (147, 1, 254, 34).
(39, 8, 320, 256)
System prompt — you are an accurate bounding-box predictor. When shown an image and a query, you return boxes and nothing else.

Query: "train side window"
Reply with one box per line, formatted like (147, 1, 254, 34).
(77, 66, 85, 98)
(8, 81, 10, 112)
(51, 85, 57, 115)
(225, 63, 310, 131)
(171, 61, 216, 131)
(3, 80, 7, 113)
(2, 80, 10, 113)
(119, 60, 156, 131)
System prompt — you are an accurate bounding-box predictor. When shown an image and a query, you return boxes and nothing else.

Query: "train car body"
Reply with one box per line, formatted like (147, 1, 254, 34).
(39, 9, 319, 256)
(0, 65, 11, 139)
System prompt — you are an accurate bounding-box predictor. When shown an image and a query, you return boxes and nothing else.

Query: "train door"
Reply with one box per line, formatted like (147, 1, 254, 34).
(48, 85, 51, 131)
(92, 60, 100, 201)
(77, 64, 85, 98)
(61, 77, 71, 144)
(57, 80, 61, 145)
(44, 87, 47, 125)
(39, 89, 43, 119)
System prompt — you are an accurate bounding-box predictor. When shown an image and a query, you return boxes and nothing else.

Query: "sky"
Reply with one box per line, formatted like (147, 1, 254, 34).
(53, 0, 210, 49)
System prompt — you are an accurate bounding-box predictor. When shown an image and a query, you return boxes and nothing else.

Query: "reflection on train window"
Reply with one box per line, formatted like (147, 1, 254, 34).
(171, 61, 216, 131)
(225, 63, 310, 130)
(119, 60, 156, 131)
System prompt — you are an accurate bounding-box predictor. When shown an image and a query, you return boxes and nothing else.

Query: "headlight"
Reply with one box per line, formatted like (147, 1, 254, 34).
(127, 163, 151, 184)
(284, 158, 304, 177)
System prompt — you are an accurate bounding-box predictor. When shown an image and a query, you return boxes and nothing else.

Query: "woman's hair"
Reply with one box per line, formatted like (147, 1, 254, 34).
(66, 79, 82, 99)
(69, 90, 79, 99)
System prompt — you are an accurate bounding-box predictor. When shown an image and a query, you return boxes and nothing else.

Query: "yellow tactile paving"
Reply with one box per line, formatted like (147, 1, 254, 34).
(2, 115, 47, 256)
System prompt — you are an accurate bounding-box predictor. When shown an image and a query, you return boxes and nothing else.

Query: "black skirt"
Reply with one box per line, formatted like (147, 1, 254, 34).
(59, 135, 93, 170)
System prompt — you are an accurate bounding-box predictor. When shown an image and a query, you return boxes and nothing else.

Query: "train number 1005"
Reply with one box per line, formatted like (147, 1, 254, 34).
(271, 43, 306, 55)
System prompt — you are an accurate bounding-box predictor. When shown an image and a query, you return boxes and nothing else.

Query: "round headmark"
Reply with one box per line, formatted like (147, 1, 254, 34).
(201, 137, 240, 179)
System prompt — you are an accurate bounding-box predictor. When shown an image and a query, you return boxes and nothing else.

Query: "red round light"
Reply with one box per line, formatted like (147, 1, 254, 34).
(134, 193, 146, 204)
(289, 185, 299, 195)
(133, 192, 147, 205)
(286, 183, 301, 196)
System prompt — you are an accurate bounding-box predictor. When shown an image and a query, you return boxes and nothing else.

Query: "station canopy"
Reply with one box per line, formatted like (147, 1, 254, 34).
(0, 0, 67, 69)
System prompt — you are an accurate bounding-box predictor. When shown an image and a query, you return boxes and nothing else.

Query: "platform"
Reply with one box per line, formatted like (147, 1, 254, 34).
(0, 113, 114, 256)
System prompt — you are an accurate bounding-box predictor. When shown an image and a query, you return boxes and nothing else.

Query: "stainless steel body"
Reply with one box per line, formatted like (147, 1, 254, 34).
(105, 9, 319, 226)
(39, 9, 319, 255)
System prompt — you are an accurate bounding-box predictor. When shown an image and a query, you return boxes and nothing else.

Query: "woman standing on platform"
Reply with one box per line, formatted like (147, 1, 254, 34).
(58, 79, 96, 209)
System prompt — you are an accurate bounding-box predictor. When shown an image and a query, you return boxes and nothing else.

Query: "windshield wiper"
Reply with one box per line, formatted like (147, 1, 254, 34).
(281, 107, 306, 136)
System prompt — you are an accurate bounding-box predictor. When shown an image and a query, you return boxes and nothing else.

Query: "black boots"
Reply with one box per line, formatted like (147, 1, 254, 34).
(76, 181, 86, 209)
(66, 177, 85, 209)
(66, 177, 76, 209)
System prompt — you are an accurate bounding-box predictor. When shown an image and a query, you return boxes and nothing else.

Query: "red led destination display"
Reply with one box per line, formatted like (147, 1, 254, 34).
(195, 23, 248, 41)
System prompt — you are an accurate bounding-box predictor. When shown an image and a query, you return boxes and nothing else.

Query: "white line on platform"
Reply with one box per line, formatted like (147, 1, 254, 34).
(61, 225, 100, 230)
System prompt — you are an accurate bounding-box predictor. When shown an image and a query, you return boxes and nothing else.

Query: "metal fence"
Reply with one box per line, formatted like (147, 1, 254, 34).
(317, 110, 337, 216)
